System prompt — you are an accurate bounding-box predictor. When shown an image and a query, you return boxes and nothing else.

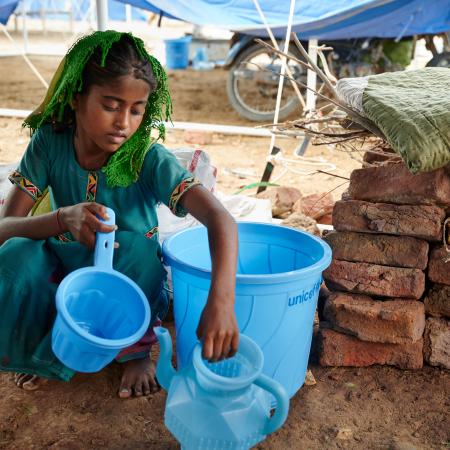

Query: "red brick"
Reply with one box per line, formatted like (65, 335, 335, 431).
(323, 292, 425, 344)
(423, 318, 450, 369)
(424, 284, 450, 318)
(257, 186, 302, 217)
(318, 213, 333, 225)
(333, 200, 445, 241)
(319, 327, 423, 369)
(362, 149, 397, 165)
(281, 212, 320, 236)
(348, 163, 450, 206)
(324, 260, 425, 299)
(293, 192, 334, 220)
(324, 231, 429, 269)
(428, 246, 450, 286)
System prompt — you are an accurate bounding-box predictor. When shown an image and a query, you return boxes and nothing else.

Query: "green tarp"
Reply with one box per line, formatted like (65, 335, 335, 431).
(362, 68, 450, 173)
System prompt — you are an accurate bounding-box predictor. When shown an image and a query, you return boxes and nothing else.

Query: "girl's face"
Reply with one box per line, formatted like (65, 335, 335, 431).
(73, 74, 151, 157)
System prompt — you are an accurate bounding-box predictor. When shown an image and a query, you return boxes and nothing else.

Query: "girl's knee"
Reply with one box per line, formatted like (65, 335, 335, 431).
(0, 237, 47, 269)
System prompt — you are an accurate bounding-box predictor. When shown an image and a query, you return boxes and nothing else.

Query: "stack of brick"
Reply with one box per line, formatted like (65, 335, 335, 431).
(318, 162, 450, 370)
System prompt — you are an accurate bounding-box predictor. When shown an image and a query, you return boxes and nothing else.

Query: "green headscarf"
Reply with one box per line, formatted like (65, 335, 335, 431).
(23, 30, 172, 188)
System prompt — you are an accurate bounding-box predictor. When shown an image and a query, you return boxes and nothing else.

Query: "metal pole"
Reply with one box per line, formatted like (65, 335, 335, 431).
(21, 0, 28, 54)
(125, 4, 132, 26)
(306, 39, 318, 112)
(254, 0, 296, 193)
(267, 0, 296, 153)
(252, 0, 305, 108)
(96, 0, 108, 31)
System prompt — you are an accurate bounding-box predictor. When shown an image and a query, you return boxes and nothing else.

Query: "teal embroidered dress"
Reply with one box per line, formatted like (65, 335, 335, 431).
(0, 124, 200, 381)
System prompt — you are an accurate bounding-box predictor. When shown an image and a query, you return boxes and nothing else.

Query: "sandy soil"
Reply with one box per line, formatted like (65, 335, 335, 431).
(0, 50, 449, 450)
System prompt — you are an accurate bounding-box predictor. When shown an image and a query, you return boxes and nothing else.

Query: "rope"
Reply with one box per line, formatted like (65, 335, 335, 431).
(267, 152, 336, 177)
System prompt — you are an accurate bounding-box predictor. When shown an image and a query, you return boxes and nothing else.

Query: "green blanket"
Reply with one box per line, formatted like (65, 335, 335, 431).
(362, 68, 450, 173)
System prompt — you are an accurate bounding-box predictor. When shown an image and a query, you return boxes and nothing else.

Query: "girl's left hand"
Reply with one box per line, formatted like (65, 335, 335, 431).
(196, 298, 239, 361)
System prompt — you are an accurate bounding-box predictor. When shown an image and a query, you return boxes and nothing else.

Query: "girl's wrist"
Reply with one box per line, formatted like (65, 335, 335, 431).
(55, 208, 65, 233)
(208, 285, 235, 306)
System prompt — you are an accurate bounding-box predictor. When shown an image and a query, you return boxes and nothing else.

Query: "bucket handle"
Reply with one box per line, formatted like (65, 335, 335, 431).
(93, 207, 116, 271)
(254, 373, 289, 435)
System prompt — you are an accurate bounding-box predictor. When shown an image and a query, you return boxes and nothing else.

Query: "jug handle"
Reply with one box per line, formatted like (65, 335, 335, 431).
(254, 373, 289, 435)
(94, 207, 116, 271)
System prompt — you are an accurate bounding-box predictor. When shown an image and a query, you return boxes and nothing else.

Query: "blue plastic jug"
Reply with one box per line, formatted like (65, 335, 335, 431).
(51, 207, 151, 373)
(155, 327, 289, 450)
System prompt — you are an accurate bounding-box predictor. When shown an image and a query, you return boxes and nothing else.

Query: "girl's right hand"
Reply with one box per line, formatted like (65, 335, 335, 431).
(58, 202, 117, 249)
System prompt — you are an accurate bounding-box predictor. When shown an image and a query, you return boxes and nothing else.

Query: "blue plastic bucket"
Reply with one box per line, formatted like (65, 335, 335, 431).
(52, 208, 151, 373)
(164, 36, 192, 69)
(162, 222, 332, 398)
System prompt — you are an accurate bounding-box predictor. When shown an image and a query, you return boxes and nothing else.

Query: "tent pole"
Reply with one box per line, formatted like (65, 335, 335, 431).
(253, 0, 296, 193)
(293, 39, 318, 156)
(21, 0, 28, 54)
(125, 4, 132, 27)
(252, 0, 304, 109)
(96, 0, 108, 31)
(306, 39, 318, 112)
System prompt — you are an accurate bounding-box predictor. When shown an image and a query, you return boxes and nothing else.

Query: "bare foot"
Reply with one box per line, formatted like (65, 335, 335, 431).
(14, 373, 46, 391)
(118, 355, 159, 399)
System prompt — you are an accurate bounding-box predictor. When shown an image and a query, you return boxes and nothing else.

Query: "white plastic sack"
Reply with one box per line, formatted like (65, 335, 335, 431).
(0, 162, 18, 207)
(157, 148, 274, 243)
(215, 191, 273, 223)
(157, 148, 217, 242)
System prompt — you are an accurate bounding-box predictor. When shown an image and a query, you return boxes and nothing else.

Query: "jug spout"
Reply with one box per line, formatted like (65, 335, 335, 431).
(154, 327, 176, 391)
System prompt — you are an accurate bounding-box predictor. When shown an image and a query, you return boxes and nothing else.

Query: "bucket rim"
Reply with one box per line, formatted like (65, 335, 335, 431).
(162, 222, 332, 285)
(55, 268, 151, 349)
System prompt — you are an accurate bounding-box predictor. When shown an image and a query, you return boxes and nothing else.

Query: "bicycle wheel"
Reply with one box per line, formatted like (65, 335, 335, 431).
(227, 42, 306, 122)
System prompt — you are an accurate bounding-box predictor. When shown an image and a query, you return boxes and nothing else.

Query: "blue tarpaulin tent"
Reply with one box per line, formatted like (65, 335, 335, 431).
(0, 0, 146, 25)
(118, 0, 450, 39)
(0, 0, 17, 24)
(117, 0, 450, 38)
(1, 0, 450, 37)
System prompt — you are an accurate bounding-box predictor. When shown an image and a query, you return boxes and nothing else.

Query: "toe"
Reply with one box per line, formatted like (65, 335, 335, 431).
(14, 374, 43, 390)
(118, 376, 132, 399)
(149, 376, 160, 394)
(133, 379, 144, 397)
(23, 376, 39, 391)
(118, 387, 132, 399)
(142, 379, 150, 396)
(15, 373, 29, 387)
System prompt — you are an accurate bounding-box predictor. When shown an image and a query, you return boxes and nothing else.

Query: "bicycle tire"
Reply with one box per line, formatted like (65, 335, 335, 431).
(226, 42, 305, 122)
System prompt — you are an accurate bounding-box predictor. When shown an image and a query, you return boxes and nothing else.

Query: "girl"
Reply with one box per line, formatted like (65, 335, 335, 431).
(0, 31, 239, 398)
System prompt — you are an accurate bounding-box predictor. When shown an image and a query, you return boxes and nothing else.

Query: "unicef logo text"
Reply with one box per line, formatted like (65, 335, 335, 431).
(288, 280, 321, 307)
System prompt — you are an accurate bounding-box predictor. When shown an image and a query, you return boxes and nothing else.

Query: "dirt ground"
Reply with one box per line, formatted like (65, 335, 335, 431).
(0, 48, 449, 450)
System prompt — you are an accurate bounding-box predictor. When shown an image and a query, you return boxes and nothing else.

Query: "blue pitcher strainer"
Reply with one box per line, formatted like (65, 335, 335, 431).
(192, 334, 289, 435)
